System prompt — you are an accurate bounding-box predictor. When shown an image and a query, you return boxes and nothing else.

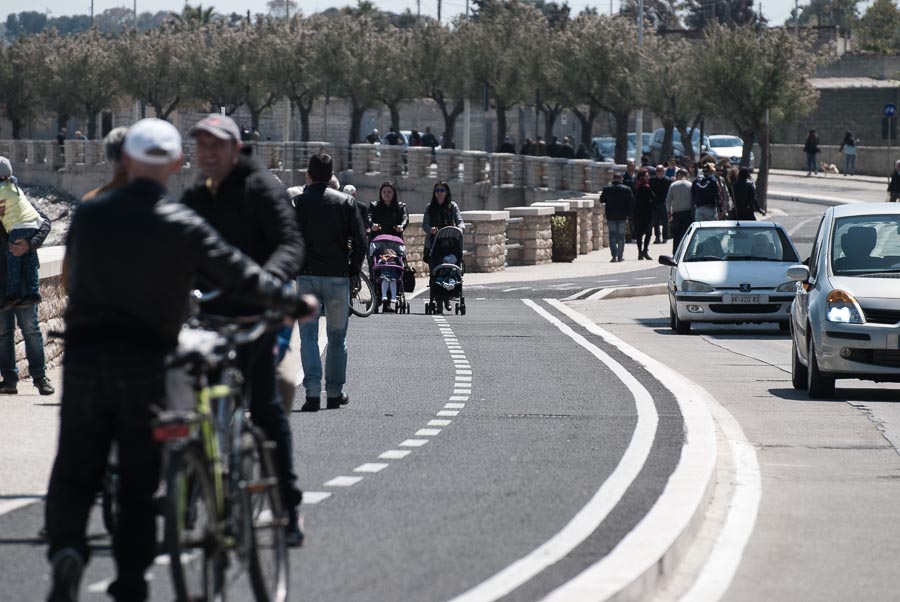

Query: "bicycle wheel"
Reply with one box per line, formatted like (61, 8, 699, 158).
(349, 272, 376, 318)
(164, 441, 224, 602)
(240, 427, 288, 602)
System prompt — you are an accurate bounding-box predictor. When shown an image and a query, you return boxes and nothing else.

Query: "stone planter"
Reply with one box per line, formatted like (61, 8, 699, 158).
(505, 206, 554, 266)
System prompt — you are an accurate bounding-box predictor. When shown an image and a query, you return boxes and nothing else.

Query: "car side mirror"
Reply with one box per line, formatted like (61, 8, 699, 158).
(786, 265, 810, 282)
(658, 255, 676, 267)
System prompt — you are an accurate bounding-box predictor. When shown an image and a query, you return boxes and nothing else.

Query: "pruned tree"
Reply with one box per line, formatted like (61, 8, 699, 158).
(370, 25, 416, 132)
(187, 24, 246, 117)
(269, 17, 323, 141)
(409, 21, 472, 149)
(530, 18, 567, 142)
(308, 14, 381, 144)
(114, 26, 193, 120)
(618, 0, 683, 31)
(684, 0, 765, 29)
(0, 41, 39, 138)
(36, 30, 122, 139)
(459, 1, 545, 147)
(857, 0, 900, 54)
(795, 0, 858, 30)
(694, 24, 823, 209)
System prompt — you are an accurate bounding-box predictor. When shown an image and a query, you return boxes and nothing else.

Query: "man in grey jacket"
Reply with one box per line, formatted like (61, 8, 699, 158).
(666, 169, 694, 254)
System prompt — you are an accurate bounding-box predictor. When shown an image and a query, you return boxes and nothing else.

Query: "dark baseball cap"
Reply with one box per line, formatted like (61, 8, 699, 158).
(189, 113, 241, 142)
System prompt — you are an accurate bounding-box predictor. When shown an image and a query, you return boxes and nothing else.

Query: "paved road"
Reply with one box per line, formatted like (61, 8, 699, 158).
(1, 195, 891, 601)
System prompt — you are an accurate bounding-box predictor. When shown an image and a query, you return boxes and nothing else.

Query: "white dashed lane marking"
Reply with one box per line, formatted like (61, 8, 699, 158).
(325, 476, 364, 487)
(379, 450, 411, 460)
(354, 463, 389, 473)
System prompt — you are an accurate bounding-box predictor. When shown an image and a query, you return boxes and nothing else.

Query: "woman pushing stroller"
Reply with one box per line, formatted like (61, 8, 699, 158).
(423, 181, 465, 312)
(368, 181, 408, 239)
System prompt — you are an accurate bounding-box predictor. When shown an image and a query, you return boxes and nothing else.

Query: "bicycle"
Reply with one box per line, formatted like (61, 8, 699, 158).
(350, 271, 376, 317)
(154, 309, 289, 602)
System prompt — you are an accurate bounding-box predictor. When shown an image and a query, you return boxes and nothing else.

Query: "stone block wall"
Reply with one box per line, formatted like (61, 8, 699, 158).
(573, 199, 595, 254)
(462, 211, 508, 273)
(405, 214, 427, 277)
(506, 206, 554, 266)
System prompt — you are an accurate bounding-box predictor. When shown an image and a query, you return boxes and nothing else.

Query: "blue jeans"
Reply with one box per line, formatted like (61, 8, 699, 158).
(844, 153, 856, 175)
(297, 276, 350, 398)
(806, 152, 818, 174)
(6, 228, 39, 299)
(607, 219, 626, 259)
(0, 303, 46, 382)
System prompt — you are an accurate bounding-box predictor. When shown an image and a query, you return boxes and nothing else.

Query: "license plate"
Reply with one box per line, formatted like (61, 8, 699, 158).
(723, 294, 766, 304)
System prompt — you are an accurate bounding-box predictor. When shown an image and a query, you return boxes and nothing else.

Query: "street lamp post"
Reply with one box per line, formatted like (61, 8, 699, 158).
(635, 0, 644, 164)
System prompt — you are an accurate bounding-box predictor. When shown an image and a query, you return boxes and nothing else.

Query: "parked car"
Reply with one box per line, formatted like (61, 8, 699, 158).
(649, 128, 708, 164)
(628, 132, 652, 157)
(706, 135, 755, 167)
(659, 221, 801, 334)
(591, 136, 635, 162)
(788, 203, 900, 398)
(381, 130, 411, 149)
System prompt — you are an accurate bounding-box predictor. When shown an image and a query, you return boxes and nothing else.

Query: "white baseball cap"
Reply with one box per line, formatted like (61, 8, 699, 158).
(123, 118, 183, 165)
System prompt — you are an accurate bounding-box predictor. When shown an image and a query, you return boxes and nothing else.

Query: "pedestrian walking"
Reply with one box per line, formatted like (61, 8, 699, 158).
(692, 162, 724, 221)
(368, 181, 408, 239)
(44, 118, 314, 602)
(666, 168, 693, 254)
(601, 171, 634, 263)
(294, 153, 367, 413)
(633, 168, 656, 260)
(839, 131, 858, 176)
(423, 181, 465, 265)
(649, 165, 671, 244)
(180, 113, 308, 547)
(803, 129, 820, 176)
(888, 160, 900, 202)
(732, 167, 762, 220)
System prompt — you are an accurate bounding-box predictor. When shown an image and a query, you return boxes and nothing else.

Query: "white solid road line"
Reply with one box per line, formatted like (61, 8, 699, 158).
(787, 216, 818, 238)
(561, 288, 603, 301)
(545, 299, 753, 602)
(447, 300, 659, 602)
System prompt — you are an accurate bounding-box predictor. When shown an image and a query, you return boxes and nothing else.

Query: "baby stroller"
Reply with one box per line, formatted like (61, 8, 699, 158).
(370, 234, 411, 314)
(425, 226, 466, 315)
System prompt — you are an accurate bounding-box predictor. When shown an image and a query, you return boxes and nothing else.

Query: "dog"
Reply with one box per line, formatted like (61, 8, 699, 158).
(819, 161, 840, 175)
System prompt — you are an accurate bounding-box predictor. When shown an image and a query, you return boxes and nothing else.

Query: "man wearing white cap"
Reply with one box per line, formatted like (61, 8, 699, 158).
(45, 118, 315, 602)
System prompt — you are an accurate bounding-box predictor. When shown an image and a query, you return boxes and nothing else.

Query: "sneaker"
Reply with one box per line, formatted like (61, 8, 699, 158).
(299, 396, 320, 412)
(47, 547, 83, 602)
(610, 257, 618, 263)
(0, 380, 17, 394)
(326, 393, 349, 410)
(34, 376, 55, 396)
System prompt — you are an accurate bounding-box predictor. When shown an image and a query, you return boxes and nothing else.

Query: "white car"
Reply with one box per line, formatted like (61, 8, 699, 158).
(788, 203, 900, 398)
(706, 135, 754, 167)
(659, 221, 801, 334)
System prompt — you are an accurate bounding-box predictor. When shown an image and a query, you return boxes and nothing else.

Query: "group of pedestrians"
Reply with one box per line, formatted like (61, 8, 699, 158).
(41, 113, 383, 602)
(602, 156, 764, 261)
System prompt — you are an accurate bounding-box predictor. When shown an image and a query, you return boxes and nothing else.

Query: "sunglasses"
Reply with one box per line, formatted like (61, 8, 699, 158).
(434, 187, 446, 193)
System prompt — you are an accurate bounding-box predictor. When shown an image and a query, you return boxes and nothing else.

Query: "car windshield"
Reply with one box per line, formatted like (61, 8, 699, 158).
(710, 136, 742, 148)
(684, 227, 798, 262)
(831, 215, 900, 275)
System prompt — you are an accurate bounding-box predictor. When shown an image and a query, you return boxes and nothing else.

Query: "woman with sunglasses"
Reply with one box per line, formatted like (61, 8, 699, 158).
(423, 181, 465, 264)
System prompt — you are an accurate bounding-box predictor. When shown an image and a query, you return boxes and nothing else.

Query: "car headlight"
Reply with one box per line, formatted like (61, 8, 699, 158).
(776, 281, 797, 292)
(825, 289, 865, 324)
(681, 280, 714, 292)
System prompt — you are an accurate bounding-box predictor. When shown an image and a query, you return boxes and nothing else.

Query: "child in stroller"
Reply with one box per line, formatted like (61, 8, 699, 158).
(425, 226, 466, 315)
(370, 234, 410, 314)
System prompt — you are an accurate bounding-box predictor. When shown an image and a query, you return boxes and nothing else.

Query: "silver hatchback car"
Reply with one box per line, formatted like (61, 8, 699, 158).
(789, 203, 900, 398)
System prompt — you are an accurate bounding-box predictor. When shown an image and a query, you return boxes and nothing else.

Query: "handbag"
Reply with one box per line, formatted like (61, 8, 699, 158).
(403, 265, 416, 292)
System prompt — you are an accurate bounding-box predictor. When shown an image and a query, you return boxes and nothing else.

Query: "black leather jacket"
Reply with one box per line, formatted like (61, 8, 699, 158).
(294, 182, 367, 277)
(64, 179, 295, 352)
(601, 183, 634, 221)
(367, 200, 409, 236)
(180, 154, 304, 314)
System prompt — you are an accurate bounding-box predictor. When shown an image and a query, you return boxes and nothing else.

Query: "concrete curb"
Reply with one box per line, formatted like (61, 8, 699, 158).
(767, 190, 857, 206)
(590, 283, 667, 301)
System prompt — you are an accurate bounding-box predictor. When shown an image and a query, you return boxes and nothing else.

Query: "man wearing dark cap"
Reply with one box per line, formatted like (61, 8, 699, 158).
(45, 118, 315, 601)
(601, 171, 634, 262)
(180, 113, 308, 546)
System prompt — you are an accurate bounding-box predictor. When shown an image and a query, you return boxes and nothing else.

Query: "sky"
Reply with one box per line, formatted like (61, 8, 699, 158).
(3, 0, 803, 28)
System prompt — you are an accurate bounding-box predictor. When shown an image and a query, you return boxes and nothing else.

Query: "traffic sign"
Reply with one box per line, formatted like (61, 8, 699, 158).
(885, 103, 897, 117)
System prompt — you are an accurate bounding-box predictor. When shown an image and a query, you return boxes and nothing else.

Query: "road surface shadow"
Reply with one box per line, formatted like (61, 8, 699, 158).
(769, 386, 900, 403)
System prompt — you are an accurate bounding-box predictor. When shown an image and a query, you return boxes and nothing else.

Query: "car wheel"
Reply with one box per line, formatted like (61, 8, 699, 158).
(672, 306, 691, 334)
(807, 337, 835, 398)
(669, 306, 676, 330)
(791, 336, 808, 391)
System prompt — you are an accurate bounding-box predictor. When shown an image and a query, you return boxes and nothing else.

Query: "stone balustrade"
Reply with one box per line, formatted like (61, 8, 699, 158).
(407, 147, 431, 178)
(380, 145, 404, 177)
(490, 153, 524, 188)
(351, 143, 379, 174)
(461, 151, 489, 184)
(505, 206, 554, 266)
(435, 148, 461, 182)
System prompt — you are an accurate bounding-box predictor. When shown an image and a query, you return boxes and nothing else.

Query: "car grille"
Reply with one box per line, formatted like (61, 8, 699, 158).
(709, 304, 781, 314)
(847, 350, 900, 368)
(862, 307, 900, 325)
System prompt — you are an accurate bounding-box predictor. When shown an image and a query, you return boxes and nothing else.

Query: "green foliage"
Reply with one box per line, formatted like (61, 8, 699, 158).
(683, 0, 764, 29)
(796, 0, 859, 29)
(857, 0, 900, 53)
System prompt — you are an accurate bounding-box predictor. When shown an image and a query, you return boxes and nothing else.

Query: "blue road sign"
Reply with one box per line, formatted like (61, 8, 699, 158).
(885, 103, 897, 117)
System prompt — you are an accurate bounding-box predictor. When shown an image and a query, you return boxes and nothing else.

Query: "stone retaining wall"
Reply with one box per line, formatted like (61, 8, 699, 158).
(506, 206, 554, 266)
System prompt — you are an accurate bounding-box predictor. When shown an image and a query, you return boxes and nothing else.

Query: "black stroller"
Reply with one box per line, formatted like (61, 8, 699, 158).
(425, 226, 466, 315)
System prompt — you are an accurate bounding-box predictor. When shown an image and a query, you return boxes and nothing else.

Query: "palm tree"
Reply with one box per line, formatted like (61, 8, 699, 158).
(170, 3, 218, 27)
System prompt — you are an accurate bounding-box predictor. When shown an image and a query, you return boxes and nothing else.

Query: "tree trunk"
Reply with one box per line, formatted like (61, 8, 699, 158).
(298, 106, 311, 142)
(161, 98, 180, 121)
(496, 106, 508, 150)
(388, 103, 401, 132)
(543, 104, 562, 141)
(573, 105, 599, 147)
(756, 126, 770, 212)
(614, 111, 630, 164)
(11, 117, 22, 140)
(349, 101, 366, 146)
(57, 113, 69, 133)
(738, 128, 755, 168)
(86, 107, 98, 140)
(660, 122, 675, 164)
(439, 99, 463, 150)
(249, 107, 262, 133)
